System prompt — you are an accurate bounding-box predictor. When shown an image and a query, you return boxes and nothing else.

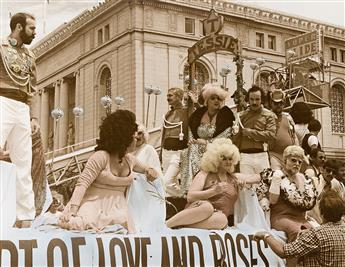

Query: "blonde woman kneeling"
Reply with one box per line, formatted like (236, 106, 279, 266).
(166, 138, 260, 230)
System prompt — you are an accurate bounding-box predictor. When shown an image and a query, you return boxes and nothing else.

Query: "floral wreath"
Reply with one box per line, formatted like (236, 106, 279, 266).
(257, 169, 317, 211)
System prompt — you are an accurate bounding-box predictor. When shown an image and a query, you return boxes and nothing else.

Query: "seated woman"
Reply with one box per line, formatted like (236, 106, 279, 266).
(58, 110, 158, 233)
(180, 83, 235, 196)
(166, 138, 260, 230)
(257, 145, 317, 242)
(128, 124, 166, 232)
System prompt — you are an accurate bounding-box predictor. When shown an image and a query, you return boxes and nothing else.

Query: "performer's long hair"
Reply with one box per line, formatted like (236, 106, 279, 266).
(96, 110, 138, 159)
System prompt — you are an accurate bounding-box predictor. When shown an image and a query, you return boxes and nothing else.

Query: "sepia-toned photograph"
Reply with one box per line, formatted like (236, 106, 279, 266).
(1, 0, 344, 266)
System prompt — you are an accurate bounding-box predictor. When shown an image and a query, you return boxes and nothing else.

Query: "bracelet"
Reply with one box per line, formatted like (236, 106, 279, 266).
(30, 117, 38, 121)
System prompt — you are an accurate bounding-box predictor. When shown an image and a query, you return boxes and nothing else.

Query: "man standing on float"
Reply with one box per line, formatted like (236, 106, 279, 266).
(0, 12, 39, 228)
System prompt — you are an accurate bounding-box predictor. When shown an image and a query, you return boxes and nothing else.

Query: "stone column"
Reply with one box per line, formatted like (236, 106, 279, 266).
(40, 88, 50, 150)
(74, 70, 80, 144)
(59, 78, 69, 149)
(53, 80, 61, 151)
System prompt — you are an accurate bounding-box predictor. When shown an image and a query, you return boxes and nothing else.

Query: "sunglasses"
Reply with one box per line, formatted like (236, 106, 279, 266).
(137, 131, 144, 135)
(289, 158, 303, 164)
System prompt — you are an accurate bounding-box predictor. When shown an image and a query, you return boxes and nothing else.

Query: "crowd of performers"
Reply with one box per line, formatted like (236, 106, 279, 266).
(1, 12, 345, 266)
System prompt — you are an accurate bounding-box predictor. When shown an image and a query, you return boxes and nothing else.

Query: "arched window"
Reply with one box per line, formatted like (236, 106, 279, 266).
(331, 83, 345, 133)
(100, 67, 112, 97)
(183, 61, 210, 94)
(97, 67, 112, 123)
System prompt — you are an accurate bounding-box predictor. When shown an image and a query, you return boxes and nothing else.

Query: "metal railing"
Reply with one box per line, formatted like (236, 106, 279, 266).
(45, 127, 162, 187)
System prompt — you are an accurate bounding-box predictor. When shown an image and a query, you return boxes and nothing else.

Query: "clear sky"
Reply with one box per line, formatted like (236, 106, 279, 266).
(1, 0, 344, 46)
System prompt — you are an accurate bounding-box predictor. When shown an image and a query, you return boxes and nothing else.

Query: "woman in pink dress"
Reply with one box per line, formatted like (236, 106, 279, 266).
(166, 138, 260, 230)
(58, 110, 157, 233)
(257, 145, 317, 242)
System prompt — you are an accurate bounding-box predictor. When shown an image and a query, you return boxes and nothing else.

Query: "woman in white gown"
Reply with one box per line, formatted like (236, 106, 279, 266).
(128, 124, 166, 232)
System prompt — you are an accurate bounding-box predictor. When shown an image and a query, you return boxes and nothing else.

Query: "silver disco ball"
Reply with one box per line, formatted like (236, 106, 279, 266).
(51, 108, 64, 120)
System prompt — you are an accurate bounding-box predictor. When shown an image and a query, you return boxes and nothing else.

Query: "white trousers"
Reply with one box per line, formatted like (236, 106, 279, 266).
(0, 161, 16, 228)
(162, 149, 182, 197)
(240, 152, 270, 174)
(0, 96, 35, 220)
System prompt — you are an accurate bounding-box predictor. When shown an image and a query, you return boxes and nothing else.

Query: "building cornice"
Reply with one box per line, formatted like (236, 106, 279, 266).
(33, 0, 345, 58)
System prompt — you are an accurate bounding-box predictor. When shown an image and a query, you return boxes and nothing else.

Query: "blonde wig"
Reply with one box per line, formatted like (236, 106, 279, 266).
(137, 124, 149, 143)
(202, 83, 229, 106)
(168, 87, 184, 101)
(200, 138, 240, 173)
(283, 145, 306, 162)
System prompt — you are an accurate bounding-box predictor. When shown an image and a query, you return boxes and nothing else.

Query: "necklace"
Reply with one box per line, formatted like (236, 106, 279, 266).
(207, 110, 218, 123)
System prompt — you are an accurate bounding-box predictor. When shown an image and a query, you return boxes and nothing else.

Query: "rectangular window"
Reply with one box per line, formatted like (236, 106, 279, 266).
(104, 24, 110, 42)
(185, 18, 195, 35)
(330, 47, 337, 61)
(97, 28, 103, 45)
(256, 32, 264, 48)
(341, 50, 345, 63)
(268, 35, 276, 50)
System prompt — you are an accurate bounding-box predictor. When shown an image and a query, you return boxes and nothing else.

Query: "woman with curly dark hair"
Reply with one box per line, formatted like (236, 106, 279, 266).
(58, 110, 158, 233)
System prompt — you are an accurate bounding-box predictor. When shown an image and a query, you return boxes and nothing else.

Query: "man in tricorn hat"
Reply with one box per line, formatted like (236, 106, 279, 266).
(269, 89, 298, 170)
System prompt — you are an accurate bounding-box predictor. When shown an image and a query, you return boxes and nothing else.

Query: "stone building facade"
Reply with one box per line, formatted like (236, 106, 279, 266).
(33, 0, 345, 158)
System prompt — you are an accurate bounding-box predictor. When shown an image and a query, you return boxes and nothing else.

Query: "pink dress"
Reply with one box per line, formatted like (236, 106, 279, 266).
(271, 196, 312, 242)
(187, 172, 239, 217)
(58, 151, 141, 233)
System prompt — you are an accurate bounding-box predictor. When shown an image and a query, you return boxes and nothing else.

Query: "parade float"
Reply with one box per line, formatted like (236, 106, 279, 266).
(0, 6, 332, 267)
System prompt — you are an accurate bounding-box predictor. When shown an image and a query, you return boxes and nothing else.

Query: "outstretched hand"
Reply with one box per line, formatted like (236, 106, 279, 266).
(253, 230, 270, 241)
(146, 167, 158, 182)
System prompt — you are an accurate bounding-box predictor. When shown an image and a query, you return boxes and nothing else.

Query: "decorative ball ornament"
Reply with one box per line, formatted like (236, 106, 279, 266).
(144, 85, 154, 95)
(221, 65, 231, 76)
(250, 63, 259, 70)
(255, 57, 266, 66)
(114, 96, 125, 106)
(51, 108, 64, 120)
(72, 106, 84, 117)
(287, 50, 296, 59)
(100, 95, 112, 108)
(153, 86, 162, 95)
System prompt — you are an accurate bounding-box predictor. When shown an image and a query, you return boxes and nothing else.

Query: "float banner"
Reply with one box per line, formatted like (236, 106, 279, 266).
(0, 228, 282, 266)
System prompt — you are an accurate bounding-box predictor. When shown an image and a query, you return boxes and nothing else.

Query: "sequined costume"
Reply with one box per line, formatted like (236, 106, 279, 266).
(180, 106, 235, 196)
(0, 36, 39, 221)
